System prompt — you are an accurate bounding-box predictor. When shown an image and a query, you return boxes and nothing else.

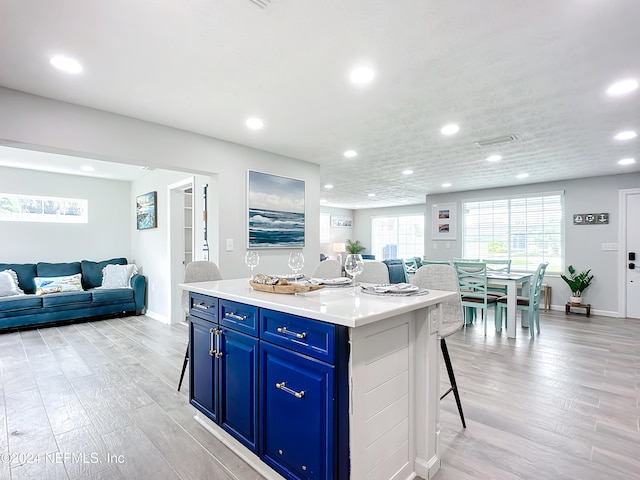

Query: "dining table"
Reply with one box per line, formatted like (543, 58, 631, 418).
(486, 272, 533, 338)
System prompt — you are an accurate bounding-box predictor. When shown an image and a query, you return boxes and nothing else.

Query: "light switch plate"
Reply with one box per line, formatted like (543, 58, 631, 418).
(226, 238, 234, 251)
(601, 243, 619, 251)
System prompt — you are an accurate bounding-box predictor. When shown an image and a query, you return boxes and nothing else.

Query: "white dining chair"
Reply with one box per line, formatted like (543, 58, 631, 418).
(356, 261, 390, 284)
(411, 264, 466, 428)
(178, 261, 222, 391)
(312, 259, 342, 278)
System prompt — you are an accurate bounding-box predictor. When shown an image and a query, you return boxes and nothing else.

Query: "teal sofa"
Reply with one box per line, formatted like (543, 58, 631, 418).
(0, 257, 146, 331)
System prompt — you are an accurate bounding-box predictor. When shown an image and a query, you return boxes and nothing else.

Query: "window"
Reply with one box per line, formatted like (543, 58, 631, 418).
(371, 215, 424, 260)
(320, 213, 330, 243)
(0, 193, 88, 223)
(462, 193, 563, 272)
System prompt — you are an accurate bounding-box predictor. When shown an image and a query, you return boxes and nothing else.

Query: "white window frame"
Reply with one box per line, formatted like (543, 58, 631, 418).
(0, 193, 88, 223)
(371, 214, 425, 261)
(462, 191, 564, 273)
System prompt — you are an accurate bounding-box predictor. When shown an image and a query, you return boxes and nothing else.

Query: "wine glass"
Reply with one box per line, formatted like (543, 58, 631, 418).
(245, 251, 260, 280)
(344, 254, 364, 294)
(288, 252, 305, 281)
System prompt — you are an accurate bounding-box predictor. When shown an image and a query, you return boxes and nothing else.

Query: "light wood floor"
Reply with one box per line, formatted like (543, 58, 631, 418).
(0, 310, 638, 479)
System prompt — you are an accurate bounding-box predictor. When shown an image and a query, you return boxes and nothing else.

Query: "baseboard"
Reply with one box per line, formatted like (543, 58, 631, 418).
(145, 310, 170, 324)
(547, 305, 620, 318)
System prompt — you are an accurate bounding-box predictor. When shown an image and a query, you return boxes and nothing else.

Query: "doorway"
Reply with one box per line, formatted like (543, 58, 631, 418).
(619, 188, 640, 319)
(169, 177, 195, 324)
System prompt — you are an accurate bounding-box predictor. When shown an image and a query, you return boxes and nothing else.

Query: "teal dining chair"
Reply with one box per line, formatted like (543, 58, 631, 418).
(495, 262, 548, 337)
(453, 261, 497, 336)
(484, 258, 512, 295)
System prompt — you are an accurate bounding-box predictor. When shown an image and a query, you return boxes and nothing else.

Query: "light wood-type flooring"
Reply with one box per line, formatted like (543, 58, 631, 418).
(0, 310, 638, 479)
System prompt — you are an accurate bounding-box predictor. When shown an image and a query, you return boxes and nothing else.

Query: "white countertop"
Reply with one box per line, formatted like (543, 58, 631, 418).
(181, 278, 458, 328)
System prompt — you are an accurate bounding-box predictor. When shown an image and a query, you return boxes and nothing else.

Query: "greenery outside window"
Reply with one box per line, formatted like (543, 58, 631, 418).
(371, 214, 424, 261)
(0, 193, 88, 223)
(462, 193, 563, 273)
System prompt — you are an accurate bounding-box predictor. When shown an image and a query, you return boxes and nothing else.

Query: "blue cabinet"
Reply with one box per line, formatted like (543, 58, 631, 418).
(189, 295, 259, 452)
(189, 293, 349, 479)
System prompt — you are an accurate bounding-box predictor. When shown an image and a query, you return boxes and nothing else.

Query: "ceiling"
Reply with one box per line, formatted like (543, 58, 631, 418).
(1, 0, 639, 209)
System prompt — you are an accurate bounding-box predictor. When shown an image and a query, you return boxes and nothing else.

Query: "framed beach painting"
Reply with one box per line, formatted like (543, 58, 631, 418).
(136, 191, 157, 230)
(431, 202, 456, 240)
(247, 170, 305, 248)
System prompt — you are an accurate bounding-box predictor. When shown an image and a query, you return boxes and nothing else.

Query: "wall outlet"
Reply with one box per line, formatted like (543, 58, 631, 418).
(226, 238, 234, 251)
(602, 243, 619, 251)
(432, 242, 438, 250)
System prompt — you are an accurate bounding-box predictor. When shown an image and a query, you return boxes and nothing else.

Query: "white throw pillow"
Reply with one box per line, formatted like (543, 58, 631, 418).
(34, 273, 83, 295)
(0, 269, 25, 297)
(101, 264, 138, 289)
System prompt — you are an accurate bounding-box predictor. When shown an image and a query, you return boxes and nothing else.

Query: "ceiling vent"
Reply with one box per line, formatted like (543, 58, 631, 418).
(474, 134, 518, 147)
(249, 0, 274, 8)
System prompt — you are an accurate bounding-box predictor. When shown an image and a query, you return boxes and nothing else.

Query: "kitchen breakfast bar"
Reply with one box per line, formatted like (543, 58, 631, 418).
(181, 278, 458, 480)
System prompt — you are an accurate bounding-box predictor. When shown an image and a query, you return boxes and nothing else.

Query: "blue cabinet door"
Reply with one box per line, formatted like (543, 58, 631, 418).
(261, 342, 335, 480)
(189, 315, 218, 423)
(219, 327, 259, 452)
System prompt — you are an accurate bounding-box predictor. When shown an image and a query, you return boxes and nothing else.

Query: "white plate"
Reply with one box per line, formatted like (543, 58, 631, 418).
(365, 283, 420, 293)
(312, 277, 352, 285)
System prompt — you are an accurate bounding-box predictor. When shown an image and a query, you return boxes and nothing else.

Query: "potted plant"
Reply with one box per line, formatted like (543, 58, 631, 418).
(345, 239, 366, 254)
(561, 265, 594, 304)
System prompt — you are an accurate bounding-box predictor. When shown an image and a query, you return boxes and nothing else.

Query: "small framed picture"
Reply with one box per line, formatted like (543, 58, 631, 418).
(136, 191, 157, 230)
(432, 203, 457, 240)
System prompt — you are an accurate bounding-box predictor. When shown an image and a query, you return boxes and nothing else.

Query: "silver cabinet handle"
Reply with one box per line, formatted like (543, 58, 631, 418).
(276, 326, 307, 339)
(215, 328, 223, 358)
(210, 328, 223, 358)
(209, 327, 215, 356)
(275, 382, 305, 399)
(225, 312, 247, 321)
(194, 303, 211, 310)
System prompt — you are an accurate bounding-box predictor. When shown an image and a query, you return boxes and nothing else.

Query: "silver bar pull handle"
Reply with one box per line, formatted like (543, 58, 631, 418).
(276, 326, 307, 339)
(209, 327, 215, 356)
(194, 303, 211, 310)
(275, 381, 305, 399)
(214, 328, 223, 358)
(225, 312, 247, 321)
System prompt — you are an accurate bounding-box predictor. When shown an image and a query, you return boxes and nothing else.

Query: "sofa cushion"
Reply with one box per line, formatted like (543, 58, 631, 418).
(0, 269, 25, 297)
(0, 295, 43, 315)
(35, 273, 84, 295)
(37, 262, 81, 277)
(101, 264, 138, 289)
(81, 258, 128, 289)
(0, 263, 37, 294)
(91, 288, 135, 304)
(41, 291, 92, 308)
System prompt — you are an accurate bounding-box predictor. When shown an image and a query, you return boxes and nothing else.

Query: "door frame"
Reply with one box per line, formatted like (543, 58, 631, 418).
(169, 177, 195, 324)
(618, 188, 640, 317)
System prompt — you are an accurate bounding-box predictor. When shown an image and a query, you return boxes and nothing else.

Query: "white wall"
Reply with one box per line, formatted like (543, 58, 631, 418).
(320, 206, 354, 259)
(424, 173, 640, 316)
(0, 166, 131, 263)
(0, 87, 321, 319)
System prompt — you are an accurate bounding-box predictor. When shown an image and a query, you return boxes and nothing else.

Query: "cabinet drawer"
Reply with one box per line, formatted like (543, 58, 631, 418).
(220, 299, 258, 336)
(261, 342, 334, 480)
(260, 310, 335, 363)
(189, 293, 218, 322)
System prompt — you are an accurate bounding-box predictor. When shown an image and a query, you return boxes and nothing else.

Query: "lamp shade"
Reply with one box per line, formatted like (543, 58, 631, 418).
(333, 242, 346, 253)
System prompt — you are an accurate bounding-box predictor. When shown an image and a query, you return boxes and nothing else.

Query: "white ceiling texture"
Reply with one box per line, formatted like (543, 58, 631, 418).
(1, 0, 639, 208)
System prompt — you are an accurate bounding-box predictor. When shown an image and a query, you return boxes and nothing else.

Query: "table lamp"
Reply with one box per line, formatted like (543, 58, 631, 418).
(333, 242, 346, 264)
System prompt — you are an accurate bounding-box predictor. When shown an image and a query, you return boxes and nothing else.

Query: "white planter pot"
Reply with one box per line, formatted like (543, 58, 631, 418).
(570, 296, 582, 304)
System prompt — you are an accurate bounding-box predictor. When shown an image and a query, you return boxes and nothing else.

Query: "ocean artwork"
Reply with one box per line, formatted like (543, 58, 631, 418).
(136, 191, 157, 230)
(248, 171, 305, 248)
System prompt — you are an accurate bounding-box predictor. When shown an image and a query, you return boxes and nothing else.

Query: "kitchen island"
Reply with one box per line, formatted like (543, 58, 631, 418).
(181, 278, 457, 480)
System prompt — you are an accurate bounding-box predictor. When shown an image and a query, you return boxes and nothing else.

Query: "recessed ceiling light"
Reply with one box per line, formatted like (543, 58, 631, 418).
(614, 130, 637, 140)
(350, 66, 375, 84)
(402, 169, 413, 175)
(516, 173, 529, 179)
(343, 150, 358, 158)
(487, 155, 502, 162)
(50, 55, 82, 74)
(368, 193, 376, 197)
(324, 184, 334, 189)
(80, 165, 95, 172)
(245, 117, 264, 129)
(440, 124, 460, 135)
(442, 183, 452, 188)
(607, 79, 638, 96)
(618, 158, 636, 166)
